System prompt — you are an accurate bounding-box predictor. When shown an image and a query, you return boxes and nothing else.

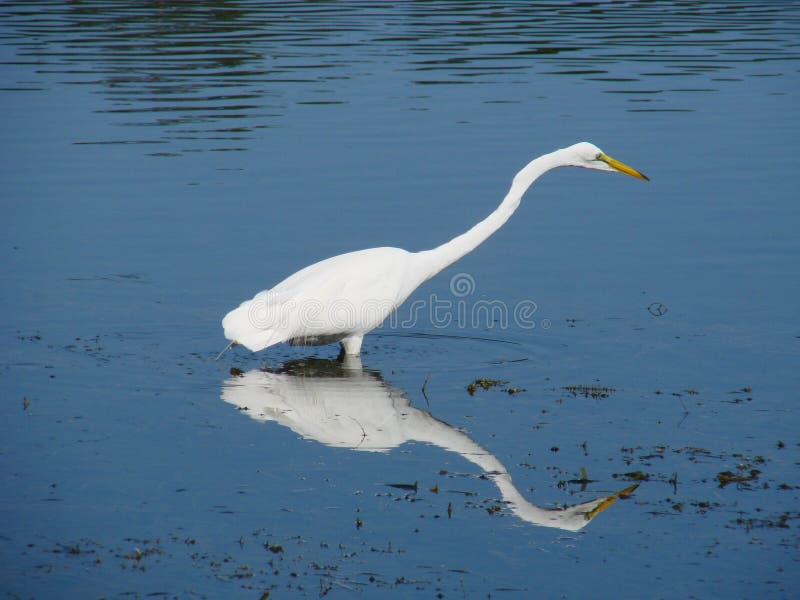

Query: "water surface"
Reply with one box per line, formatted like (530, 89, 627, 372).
(2, 2, 799, 598)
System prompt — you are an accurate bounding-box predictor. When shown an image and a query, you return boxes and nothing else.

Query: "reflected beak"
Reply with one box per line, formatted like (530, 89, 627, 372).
(598, 152, 650, 181)
(583, 495, 618, 521)
(584, 484, 640, 522)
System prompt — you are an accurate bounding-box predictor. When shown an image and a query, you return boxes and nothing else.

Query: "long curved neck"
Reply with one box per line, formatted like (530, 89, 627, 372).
(414, 148, 567, 281)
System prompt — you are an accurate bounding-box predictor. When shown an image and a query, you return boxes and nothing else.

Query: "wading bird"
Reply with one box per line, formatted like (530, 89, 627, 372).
(220, 142, 648, 358)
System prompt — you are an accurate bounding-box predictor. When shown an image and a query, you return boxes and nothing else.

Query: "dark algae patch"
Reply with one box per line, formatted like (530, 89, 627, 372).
(613, 470, 651, 482)
(465, 378, 525, 396)
(562, 384, 616, 399)
(466, 378, 507, 395)
(716, 457, 764, 489)
(734, 512, 800, 531)
(716, 469, 761, 488)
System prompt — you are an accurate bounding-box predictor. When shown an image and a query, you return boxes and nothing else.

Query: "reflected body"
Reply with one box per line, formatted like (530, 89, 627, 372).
(221, 142, 647, 356)
(221, 358, 635, 531)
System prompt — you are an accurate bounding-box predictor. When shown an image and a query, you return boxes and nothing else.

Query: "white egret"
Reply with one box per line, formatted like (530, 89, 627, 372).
(221, 142, 648, 357)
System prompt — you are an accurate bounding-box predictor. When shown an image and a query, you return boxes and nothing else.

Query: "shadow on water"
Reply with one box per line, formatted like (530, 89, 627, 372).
(221, 357, 637, 532)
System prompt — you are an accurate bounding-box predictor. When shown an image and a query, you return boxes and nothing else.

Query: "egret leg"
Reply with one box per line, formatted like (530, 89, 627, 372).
(214, 340, 238, 361)
(339, 335, 363, 357)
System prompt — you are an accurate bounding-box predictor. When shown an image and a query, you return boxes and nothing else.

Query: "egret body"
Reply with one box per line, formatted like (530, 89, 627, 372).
(221, 142, 648, 356)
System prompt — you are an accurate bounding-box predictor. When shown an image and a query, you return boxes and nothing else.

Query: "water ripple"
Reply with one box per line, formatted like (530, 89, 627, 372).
(1, 1, 797, 153)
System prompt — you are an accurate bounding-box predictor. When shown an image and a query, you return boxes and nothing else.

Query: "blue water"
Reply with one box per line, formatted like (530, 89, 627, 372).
(2, 2, 799, 598)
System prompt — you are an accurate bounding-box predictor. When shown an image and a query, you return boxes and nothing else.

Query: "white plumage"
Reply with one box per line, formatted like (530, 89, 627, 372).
(221, 142, 647, 356)
(223, 247, 422, 354)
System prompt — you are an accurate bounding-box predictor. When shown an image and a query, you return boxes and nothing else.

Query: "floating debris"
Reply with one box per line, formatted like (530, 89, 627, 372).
(734, 512, 797, 531)
(613, 470, 650, 482)
(117, 541, 162, 563)
(647, 302, 668, 317)
(421, 373, 431, 405)
(565, 467, 595, 486)
(466, 378, 508, 395)
(562, 384, 616, 399)
(385, 482, 418, 492)
(717, 468, 761, 488)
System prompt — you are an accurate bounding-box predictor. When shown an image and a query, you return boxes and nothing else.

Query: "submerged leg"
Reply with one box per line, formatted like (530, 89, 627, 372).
(339, 335, 363, 358)
(214, 340, 238, 361)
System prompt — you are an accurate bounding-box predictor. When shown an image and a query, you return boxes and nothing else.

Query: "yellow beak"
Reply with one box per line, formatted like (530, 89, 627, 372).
(598, 152, 649, 181)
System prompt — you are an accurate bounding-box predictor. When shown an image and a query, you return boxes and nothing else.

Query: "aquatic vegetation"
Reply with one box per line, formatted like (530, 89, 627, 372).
(466, 378, 508, 395)
(562, 385, 616, 399)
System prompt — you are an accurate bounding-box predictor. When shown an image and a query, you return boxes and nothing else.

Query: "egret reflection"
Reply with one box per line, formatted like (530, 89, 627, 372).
(221, 358, 634, 531)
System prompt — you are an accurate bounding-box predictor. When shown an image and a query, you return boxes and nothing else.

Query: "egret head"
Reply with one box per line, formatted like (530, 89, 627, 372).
(568, 141, 649, 181)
